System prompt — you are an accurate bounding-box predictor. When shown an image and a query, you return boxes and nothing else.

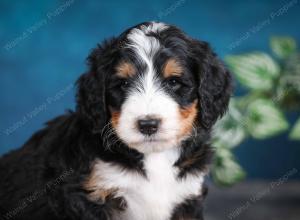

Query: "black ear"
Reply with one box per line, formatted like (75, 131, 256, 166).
(191, 40, 233, 129)
(76, 42, 113, 134)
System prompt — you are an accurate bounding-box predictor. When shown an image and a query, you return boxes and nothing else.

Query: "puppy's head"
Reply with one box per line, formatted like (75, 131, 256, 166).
(76, 22, 232, 154)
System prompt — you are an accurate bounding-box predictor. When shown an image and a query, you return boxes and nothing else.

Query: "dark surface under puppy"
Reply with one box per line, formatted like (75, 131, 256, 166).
(0, 22, 232, 220)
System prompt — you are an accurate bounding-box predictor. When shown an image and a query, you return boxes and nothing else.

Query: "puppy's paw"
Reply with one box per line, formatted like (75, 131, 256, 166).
(87, 188, 127, 212)
(106, 195, 127, 211)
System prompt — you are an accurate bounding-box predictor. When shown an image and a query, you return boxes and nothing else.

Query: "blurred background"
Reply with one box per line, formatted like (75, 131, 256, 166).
(0, 0, 299, 219)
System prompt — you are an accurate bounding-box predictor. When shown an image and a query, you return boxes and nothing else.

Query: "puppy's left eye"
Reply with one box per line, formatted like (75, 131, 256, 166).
(166, 78, 182, 91)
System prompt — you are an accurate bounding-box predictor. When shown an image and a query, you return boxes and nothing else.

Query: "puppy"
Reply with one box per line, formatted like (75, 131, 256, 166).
(0, 22, 232, 220)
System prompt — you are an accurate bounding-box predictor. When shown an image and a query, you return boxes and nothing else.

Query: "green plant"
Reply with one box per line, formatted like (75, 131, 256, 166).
(212, 36, 300, 186)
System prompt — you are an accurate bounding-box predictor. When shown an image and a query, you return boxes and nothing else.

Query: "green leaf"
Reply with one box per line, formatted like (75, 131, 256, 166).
(213, 100, 247, 149)
(270, 36, 297, 59)
(289, 118, 300, 140)
(280, 53, 300, 93)
(212, 148, 246, 186)
(225, 52, 280, 90)
(245, 99, 289, 139)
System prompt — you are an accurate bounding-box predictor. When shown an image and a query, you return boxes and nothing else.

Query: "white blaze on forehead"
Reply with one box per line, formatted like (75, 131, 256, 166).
(126, 22, 168, 98)
(125, 22, 170, 112)
(126, 22, 167, 66)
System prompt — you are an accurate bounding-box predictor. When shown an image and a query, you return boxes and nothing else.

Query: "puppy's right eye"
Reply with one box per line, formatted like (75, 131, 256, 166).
(120, 79, 130, 90)
(109, 79, 131, 90)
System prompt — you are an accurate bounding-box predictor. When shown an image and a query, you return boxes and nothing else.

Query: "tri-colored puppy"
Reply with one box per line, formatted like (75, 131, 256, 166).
(0, 22, 232, 220)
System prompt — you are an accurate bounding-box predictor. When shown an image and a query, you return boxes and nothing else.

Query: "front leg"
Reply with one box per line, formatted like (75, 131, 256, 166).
(171, 187, 208, 220)
(48, 176, 126, 220)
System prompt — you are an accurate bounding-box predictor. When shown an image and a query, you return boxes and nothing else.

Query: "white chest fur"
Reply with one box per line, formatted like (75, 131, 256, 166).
(91, 148, 204, 220)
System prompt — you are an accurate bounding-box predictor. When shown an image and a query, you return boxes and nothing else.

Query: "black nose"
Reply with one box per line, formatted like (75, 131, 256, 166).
(137, 119, 160, 135)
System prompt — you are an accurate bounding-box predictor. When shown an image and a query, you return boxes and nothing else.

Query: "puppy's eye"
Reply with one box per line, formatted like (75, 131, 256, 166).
(166, 78, 182, 90)
(120, 80, 130, 90)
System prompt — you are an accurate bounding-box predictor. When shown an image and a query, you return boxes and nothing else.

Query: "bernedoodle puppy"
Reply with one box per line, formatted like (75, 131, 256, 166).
(0, 22, 232, 220)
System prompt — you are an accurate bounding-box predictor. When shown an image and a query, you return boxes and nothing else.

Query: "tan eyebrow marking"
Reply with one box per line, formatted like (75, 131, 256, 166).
(163, 59, 183, 78)
(116, 62, 136, 78)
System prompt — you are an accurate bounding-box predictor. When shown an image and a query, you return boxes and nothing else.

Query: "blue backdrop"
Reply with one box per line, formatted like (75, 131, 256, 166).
(1, 0, 299, 179)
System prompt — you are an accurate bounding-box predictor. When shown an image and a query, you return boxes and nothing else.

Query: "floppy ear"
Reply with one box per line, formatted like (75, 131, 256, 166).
(191, 40, 233, 129)
(76, 45, 109, 134)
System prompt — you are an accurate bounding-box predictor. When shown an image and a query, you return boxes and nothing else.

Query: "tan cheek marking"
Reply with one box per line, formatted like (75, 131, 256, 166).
(116, 62, 136, 78)
(178, 100, 198, 139)
(111, 111, 121, 129)
(163, 58, 183, 78)
(83, 166, 117, 202)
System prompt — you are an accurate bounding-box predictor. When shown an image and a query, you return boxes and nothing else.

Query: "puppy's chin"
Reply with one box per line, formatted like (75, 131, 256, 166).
(120, 134, 191, 154)
(127, 140, 178, 154)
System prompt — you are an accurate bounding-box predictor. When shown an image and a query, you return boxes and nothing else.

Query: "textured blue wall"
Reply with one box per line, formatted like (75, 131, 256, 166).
(0, 0, 299, 179)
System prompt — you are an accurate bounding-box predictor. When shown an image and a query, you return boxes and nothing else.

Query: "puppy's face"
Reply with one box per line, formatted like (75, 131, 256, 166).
(108, 57, 197, 153)
(77, 22, 232, 154)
